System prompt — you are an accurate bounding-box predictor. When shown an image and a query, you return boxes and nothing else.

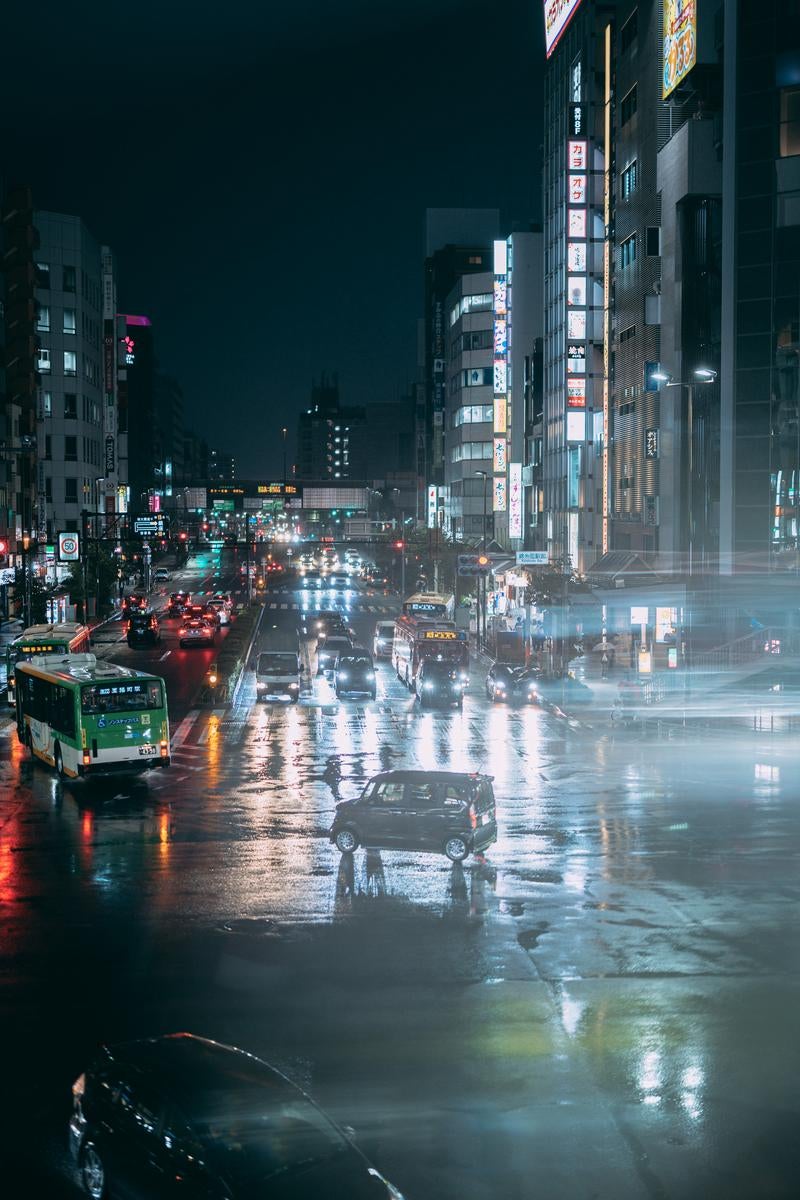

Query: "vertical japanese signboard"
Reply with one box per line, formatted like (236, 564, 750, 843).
(493, 239, 508, 512)
(509, 463, 522, 540)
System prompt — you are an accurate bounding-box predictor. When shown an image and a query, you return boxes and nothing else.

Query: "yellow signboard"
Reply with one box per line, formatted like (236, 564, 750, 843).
(423, 630, 458, 640)
(663, 0, 696, 98)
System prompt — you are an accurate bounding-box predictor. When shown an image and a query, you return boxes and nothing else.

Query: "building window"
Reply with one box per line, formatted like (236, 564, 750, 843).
(37, 348, 51, 373)
(42, 391, 52, 416)
(646, 226, 661, 256)
(780, 88, 800, 157)
(64, 350, 77, 376)
(45, 476, 52, 502)
(620, 234, 637, 269)
(64, 436, 77, 461)
(621, 85, 638, 126)
(36, 305, 50, 332)
(451, 441, 492, 463)
(467, 255, 483, 265)
(36, 262, 50, 288)
(64, 393, 78, 419)
(64, 477, 78, 503)
(621, 160, 638, 199)
(44, 434, 52, 459)
(454, 404, 494, 426)
(619, 325, 637, 344)
(620, 9, 638, 53)
(63, 265, 76, 292)
(462, 367, 493, 388)
(63, 308, 77, 334)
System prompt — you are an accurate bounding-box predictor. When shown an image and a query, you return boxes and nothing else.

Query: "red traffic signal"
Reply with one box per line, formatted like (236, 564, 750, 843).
(179, 532, 188, 541)
(0, 538, 7, 556)
(394, 540, 404, 550)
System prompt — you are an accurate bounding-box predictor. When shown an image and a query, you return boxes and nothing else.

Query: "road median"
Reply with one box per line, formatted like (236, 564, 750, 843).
(198, 601, 265, 705)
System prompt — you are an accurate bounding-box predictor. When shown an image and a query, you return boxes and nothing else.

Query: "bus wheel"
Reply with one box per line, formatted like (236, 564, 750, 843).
(54, 745, 66, 780)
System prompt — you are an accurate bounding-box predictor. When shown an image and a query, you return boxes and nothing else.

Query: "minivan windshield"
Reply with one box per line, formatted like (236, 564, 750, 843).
(257, 653, 298, 675)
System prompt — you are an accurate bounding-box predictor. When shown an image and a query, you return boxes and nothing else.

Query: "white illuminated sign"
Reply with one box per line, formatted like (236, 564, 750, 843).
(568, 242, 587, 271)
(568, 343, 586, 373)
(569, 174, 587, 204)
(568, 311, 587, 339)
(493, 279, 507, 315)
(567, 410, 586, 442)
(569, 209, 587, 237)
(493, 437, 507, 474)
(494, 320, 507, 356)
(493, 476, 507, 512)
(544, 0, 587, 57)
(509, 463, 522, 539)
(568, 139, 588, 170)
(494, 360, 507, 393)
(567, 378, 586, 408)
(427, 485, 437, 529)
(493, 239, 508, 274)
(568, 276, 587, 306)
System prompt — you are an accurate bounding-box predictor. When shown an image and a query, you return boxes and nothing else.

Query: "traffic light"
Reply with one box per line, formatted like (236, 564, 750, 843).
(394, 540, 404, 550)
(0, 538, 6, 564)
(179, 532, 188, 541)
(477, 553, 489, 568)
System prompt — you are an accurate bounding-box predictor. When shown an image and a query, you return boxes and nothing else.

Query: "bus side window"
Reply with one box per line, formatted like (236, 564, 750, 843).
(31, 676, 49, 722)
(51, 685, 75, 738)
(147, 682, 162, 709)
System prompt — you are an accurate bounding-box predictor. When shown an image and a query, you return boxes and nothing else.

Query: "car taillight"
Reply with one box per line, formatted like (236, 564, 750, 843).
(469, 803, 478, 830)
(160, 740, 168, 758)
(72, 1072, 86, 1100)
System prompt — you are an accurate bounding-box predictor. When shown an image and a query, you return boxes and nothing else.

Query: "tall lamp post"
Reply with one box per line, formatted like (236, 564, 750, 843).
(652, 367, 717, 575)
(475, 471, 489, 650)
(391, 488, 406, 596)
(21, 534, 31, 628)
(281, 427, 288, 490)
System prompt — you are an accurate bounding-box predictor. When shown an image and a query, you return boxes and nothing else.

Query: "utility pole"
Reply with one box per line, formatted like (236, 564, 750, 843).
(475, 470, 489, 651)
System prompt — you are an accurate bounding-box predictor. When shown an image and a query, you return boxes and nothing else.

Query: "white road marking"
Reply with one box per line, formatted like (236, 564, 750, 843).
(159, 649, 171, 661)
(171, 709, 200, 748)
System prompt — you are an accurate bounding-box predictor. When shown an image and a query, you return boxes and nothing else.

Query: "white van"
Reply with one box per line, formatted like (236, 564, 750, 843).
(255, 650, 302, 702)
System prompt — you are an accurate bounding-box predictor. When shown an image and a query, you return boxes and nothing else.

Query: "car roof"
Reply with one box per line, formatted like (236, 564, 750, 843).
(99, 1034, 298, 1107)
(368, 769, 492, 784)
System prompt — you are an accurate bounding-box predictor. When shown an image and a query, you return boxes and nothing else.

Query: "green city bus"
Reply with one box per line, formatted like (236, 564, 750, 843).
(15, 653, 170, 780)
(5, 622, 91, 706)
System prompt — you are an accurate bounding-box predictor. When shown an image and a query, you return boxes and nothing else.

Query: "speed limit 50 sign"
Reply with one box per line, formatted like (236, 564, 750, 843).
(57, 531, 80, 562)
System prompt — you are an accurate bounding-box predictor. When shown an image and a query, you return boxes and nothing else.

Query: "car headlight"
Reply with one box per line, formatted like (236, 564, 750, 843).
(288, 682, 299, 691)
(366, 671, 375, 680)
(422, 682, 434, 691)
(338, 671, 349, 680)
(257, 682, 267, 690)
(496, 687, 506, 695)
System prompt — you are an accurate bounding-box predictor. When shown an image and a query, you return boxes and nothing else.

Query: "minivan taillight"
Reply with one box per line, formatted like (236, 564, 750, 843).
(468, 803, 478, 830)
(72, 1072, 85, 1099)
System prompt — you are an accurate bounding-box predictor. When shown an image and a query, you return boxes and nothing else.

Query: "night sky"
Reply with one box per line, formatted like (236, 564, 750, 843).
(1, 1, 544, 476)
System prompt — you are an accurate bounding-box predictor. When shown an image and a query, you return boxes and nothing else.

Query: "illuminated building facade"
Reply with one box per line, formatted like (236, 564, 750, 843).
(541, 0, 610, 571)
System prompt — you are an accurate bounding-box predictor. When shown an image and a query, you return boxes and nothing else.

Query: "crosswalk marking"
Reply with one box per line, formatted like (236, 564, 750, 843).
(171, 710, 200, 748)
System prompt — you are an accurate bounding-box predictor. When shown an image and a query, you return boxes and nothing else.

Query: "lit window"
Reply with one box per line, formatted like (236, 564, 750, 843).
(621, 161, 637, 199)
(780, 87, 800, 157)
(43, 391, 52, 416)
(36, 262, 50, 288)
(64, 350, 77, 376)
(37, 348, 51, 373)
(620, 234, 637, 269)
(63, 308, 76, 334)
(36, 305, 50, 331)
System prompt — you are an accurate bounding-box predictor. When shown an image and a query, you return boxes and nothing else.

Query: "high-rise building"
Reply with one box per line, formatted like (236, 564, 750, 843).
(32, 212, 109, 548)
(443, 271, 494, 542)
(719, 0, 800, 573)
(541, 0, 611, 572)
(296, 378, 367, 480)
(120, 314, 156, 514)
(423, 209, 499, 502)
(209, 447, 236, 483)
(0, 187, 38, 576)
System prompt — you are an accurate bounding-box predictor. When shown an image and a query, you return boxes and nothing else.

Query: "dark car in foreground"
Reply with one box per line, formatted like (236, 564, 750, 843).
(69, 1032, 406, 1199)
(334, 651, 376, 699)
(416, 658, 463, 709)
(331, 769, 496, 862)
(485, 663, 541, 704)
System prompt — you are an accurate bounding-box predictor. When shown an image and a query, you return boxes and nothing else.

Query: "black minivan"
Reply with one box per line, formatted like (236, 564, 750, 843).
(330, 769, 497, 862)
(126, 607, 160, 647)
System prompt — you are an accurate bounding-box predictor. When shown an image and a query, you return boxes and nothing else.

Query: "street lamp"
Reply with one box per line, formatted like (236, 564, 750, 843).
(474, 471, 490, 650)
(652, 368, 717, 574)
(281, 427, 288, 490)
(391, 488, 407, 596)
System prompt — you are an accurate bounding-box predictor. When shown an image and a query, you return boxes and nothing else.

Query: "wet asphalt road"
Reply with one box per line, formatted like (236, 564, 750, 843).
(1, 556, 799, 1198)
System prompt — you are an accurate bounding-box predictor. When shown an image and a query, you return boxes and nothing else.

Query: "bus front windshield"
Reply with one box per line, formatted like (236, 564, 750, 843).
(81, 680, 163, 714)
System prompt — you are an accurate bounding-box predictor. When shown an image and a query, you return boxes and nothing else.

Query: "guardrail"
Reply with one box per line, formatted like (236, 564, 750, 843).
(690, 626, 800, 673)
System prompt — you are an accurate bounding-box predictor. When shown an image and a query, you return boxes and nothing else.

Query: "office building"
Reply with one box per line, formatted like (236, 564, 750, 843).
(422, 208, 499, 502)
(32, 211, 112, 547)
(120, 313, 157, 514)
(1, 187, 38, 572)
(296, 378, 367, 480)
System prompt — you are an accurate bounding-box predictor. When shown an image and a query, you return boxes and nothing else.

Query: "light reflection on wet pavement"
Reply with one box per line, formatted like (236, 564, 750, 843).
(1, 587, 799, 1198)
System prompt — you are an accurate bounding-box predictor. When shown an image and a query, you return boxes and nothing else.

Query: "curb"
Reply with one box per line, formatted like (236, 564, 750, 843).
(230, 602, 268, 707)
